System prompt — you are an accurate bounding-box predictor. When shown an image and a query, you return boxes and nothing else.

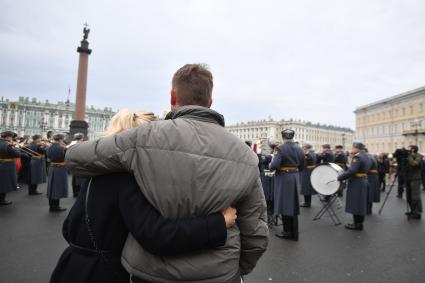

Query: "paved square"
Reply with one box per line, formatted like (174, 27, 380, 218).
(0, 182, 424, 283)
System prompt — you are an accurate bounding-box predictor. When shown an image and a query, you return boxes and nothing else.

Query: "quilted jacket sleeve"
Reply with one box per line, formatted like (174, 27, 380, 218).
(237, 176, 269, 275)
(65, 127, 140, 176)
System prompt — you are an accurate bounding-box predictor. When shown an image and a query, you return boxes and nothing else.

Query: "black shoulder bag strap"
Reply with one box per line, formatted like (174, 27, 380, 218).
(84, 178, 127, 283)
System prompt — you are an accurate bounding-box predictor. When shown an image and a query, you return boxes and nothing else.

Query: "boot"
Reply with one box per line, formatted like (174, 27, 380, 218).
(345, 223, 363, 230)
(300, 195, 311, 208)
(409, 213, 421, 220)
(275, 215, 290, 238)
(29, 185, 42, 195)
(0, 193, 12, 206)
(49, 199, 66, 212)
(346, 215, 364, 231)
(277, 216, 297, 241)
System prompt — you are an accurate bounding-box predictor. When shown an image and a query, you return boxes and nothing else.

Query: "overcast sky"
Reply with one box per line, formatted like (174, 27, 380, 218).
(1, 0, 425, 128)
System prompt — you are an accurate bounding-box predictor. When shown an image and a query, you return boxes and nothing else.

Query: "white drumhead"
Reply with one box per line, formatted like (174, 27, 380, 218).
(310, 163, 344, 195)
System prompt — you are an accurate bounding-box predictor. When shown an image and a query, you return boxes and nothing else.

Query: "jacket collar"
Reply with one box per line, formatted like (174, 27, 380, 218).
(165, 105, 225, 127)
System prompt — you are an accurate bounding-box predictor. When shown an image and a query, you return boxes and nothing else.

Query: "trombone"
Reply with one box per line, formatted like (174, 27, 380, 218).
(12, 143, 44, 159)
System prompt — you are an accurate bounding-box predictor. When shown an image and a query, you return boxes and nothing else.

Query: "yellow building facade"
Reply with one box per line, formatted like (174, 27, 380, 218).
(354, 86, 425, 154)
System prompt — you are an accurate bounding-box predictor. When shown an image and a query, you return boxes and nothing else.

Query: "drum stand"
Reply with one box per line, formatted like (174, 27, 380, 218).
(313, 194, 342, 225)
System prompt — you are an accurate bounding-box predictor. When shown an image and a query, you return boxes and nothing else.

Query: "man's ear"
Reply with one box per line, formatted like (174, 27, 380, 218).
(171, 90, 177, 107)
(207, 98, 213, 108)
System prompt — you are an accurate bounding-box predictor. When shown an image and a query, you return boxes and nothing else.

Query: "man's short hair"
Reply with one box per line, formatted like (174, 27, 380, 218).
(172, 64, 213, 107)
(32, 134, 42, 141)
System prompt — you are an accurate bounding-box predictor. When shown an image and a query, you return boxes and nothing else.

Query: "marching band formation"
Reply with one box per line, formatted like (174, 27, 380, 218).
(1, 126, 424, 233)
(258, 128, 424, 241)
(0, 131, 87, 212)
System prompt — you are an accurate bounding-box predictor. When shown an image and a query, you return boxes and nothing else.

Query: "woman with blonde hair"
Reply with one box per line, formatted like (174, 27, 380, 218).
(102, 109, 157, 136)
(51, 109, 237, 283)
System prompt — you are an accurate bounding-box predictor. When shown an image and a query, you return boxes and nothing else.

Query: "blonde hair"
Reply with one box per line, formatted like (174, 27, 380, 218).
(103, 109, 157, 136)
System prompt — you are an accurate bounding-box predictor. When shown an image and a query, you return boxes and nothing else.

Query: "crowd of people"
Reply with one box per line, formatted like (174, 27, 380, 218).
(0, 63, 424, 282)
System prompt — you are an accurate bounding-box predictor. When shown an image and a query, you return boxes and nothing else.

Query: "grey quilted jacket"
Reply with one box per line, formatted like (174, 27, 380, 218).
(65, 106, 269, 283)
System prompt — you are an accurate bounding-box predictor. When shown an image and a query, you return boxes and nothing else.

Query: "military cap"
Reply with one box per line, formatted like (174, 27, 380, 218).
(74, 133, 85, 140)
(322, 144, 331, 149)
(53, 134, 65, 141)
(281, 129, 295, 140)
(1, 131, 16, 138)
(353, 142, 365, 150)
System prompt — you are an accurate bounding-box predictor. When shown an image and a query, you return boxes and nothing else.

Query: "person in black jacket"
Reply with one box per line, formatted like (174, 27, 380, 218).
(50, 173, 236, 283)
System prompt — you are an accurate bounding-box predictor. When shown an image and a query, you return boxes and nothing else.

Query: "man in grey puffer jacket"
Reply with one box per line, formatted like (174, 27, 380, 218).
(65, 64, 269, 283)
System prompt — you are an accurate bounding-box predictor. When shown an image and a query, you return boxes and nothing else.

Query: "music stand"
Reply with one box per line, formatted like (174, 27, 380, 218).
(313, 194, 342, 225)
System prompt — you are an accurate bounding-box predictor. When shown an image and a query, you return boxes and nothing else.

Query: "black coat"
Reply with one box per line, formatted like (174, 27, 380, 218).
(50, 173, 227, 283)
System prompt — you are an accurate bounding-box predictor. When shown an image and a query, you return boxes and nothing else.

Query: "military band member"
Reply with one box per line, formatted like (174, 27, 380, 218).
(317, 144, 335, 164)
(46, 134, 68, 212)
(26, 135, 46, 195)
(300, 143, 317, 208)
(366, 151, 380, 214)
(270, 129, 304, 241)
(337, 142, 371, 230)
(69, 133, 89, 197)
(335, 145, 348, 197)
(0, 131, 20, 205)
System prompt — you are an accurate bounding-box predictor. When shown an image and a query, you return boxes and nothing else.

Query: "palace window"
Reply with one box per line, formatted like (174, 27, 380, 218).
(409, 105, 414, 115)
(419, 103, 423, 113)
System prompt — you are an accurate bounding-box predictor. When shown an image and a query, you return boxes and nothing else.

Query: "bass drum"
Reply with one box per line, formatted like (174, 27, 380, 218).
(310, 163, 344, 195)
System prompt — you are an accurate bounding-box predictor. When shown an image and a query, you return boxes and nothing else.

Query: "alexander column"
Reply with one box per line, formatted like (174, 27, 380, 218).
(69, 24, 92, 139)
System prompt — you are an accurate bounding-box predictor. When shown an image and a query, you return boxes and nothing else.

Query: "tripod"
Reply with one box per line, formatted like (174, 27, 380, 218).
(378, 173, 398, 215)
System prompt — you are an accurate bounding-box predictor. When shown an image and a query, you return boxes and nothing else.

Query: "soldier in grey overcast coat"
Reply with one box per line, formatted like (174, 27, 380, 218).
(270, 129, 304, 241)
